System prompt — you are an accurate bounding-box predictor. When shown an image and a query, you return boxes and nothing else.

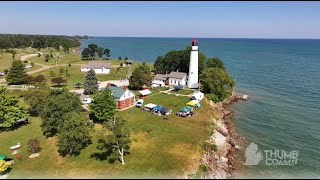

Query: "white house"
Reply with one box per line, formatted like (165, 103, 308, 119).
(81, 61, 111, 74)
(152, 71, 187, 87)
(167, 72, 187, 86)
(152, 74, 166, 87)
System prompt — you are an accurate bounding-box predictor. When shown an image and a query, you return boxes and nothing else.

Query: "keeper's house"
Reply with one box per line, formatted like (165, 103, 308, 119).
(81, 61, 111, 74)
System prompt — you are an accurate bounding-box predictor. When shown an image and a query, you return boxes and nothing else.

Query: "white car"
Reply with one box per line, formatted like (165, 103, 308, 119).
(25, 65, 33, 69)
(136, 99, 144, 107)
(82, 98, 93, 104)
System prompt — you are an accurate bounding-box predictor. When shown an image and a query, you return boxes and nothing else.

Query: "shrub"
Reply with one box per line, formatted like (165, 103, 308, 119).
(30, 62, 35, 67)
(49, 71, 55, 77)
(146, 128, 152, 133)
(3, 69, 8, 74)
(118, 56, 122, 60)
(27, 138, 41, 154)
(38, 53, 41, 57)
(24, 60, 28, 63)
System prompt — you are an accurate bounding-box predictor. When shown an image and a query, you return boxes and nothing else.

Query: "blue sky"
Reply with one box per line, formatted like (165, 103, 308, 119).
(0, 1, 320, 39)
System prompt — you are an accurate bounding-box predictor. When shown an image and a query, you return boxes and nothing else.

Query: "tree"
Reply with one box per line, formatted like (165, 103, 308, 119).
(81, 48, 90, 59)
(118, 56, 122, 60)
(51, 77, 67, 87)
(33, 74, 47, 86)
(129, 64, 152, 90)
(6, 49, 17, 60)
(45, 54, 50, 62)
(96, 47, 104, 58)
(59, 67, 64, 76)
(124, 57, 128, 60)
(40, 89, 82, 137)
(38, 53, 41, 57)
(24, 89, 50, 116)
(6, 60, 28, 85)
(88, 44, 97, 59)
(27, 138, 41, 154)
(89, 88, 116, 122)
(26, 75, 34, 85)
(0, 160, 9, 174)
(97, 116, 131, 165)
(0, 87, 28, 128)
(84, 69, 98, 95)
(154, 46, 206, 75)
(58, 112, 92, 156)
(103, 48, 110, 58)
(200, 68, 235, 102)
(206, 57, 225, 70)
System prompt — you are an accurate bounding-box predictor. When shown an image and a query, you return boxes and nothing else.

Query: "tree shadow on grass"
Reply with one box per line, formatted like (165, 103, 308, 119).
(90, 151, 117, 164)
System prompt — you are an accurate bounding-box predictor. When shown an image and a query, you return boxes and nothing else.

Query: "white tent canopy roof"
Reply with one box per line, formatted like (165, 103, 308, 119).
(151, 84, 159, 88)
(139, 89, 152, 96)
(144, 103, 157, 109)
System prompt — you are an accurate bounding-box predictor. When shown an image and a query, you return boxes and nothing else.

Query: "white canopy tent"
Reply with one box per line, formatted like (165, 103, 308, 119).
(144, 103, 157, 109)
(139, 89, 152, 96)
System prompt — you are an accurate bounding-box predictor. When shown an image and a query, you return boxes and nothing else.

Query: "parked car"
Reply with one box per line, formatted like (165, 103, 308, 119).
(0, 72, 5, 76)
(82, 98, 93, 104)
(136, 99, 144, 107)
(25, 64, 33, 69)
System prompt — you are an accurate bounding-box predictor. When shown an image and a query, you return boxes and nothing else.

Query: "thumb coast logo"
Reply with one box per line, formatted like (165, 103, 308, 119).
(244, 142, 299, 166)
(244, 142, 263, 165)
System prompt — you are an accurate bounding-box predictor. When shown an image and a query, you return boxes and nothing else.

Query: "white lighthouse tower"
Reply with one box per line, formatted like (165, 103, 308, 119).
(187, 39, 199, 89)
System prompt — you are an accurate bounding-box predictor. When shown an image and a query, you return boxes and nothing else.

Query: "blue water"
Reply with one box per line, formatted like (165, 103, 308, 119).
(81, 37, 320, 178)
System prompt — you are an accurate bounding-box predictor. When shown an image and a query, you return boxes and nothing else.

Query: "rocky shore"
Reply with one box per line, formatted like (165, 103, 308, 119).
(201, 93, 248, 179)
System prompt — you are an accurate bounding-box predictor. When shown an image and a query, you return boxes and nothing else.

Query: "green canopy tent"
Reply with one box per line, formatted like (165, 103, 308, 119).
(179, 106, 193, 113)
(0, 155, 5, 160)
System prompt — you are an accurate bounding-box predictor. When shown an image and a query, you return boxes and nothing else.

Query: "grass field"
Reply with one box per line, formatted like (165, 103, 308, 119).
(0, 93, 213, 178)
(31, 65, 129, 89)
(170, 89, 195, 95)
(28, 53, 82, 65)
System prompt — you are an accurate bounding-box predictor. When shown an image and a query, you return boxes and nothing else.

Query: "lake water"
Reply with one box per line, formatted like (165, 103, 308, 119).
(81, 37, 320, 178)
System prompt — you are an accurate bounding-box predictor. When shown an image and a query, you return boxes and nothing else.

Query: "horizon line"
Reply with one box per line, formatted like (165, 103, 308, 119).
(1, 33, 320, 40)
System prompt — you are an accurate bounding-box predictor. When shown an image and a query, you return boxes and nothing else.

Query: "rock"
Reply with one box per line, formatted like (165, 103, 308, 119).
(216, 127, 228, 137)
(29, 153, 40, 158)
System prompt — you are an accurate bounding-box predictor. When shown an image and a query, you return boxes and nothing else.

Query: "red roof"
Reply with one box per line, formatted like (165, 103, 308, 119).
(192, 39, 197, 43)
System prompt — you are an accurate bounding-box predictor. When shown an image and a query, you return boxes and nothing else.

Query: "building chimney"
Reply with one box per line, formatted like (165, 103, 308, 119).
(176, 69, 180, 72)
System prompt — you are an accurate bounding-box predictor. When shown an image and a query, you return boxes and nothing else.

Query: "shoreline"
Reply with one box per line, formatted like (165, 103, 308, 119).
(200, 93, 248, 179)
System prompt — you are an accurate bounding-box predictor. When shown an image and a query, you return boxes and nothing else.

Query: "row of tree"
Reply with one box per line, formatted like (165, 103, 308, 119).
(0, 34, 81, 50)
(81, 44, 110, 60)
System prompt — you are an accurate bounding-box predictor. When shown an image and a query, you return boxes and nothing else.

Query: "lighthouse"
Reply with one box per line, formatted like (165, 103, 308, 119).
(187, 39, 199, 89)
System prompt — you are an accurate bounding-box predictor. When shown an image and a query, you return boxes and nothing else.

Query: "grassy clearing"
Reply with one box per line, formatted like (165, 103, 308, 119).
(0, 93, 212, 178)
(170, 89, 195, 95)
(31, 65, 129, 89)
(28, 53, 82, 65)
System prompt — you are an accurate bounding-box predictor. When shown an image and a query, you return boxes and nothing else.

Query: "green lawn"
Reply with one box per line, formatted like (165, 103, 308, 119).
(0, 93, 213, 178)
(31, 65, 129, 89)
(0, 54, 14, 71)
(170, 89, 195, 95)
(28, 53, 83, 65)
